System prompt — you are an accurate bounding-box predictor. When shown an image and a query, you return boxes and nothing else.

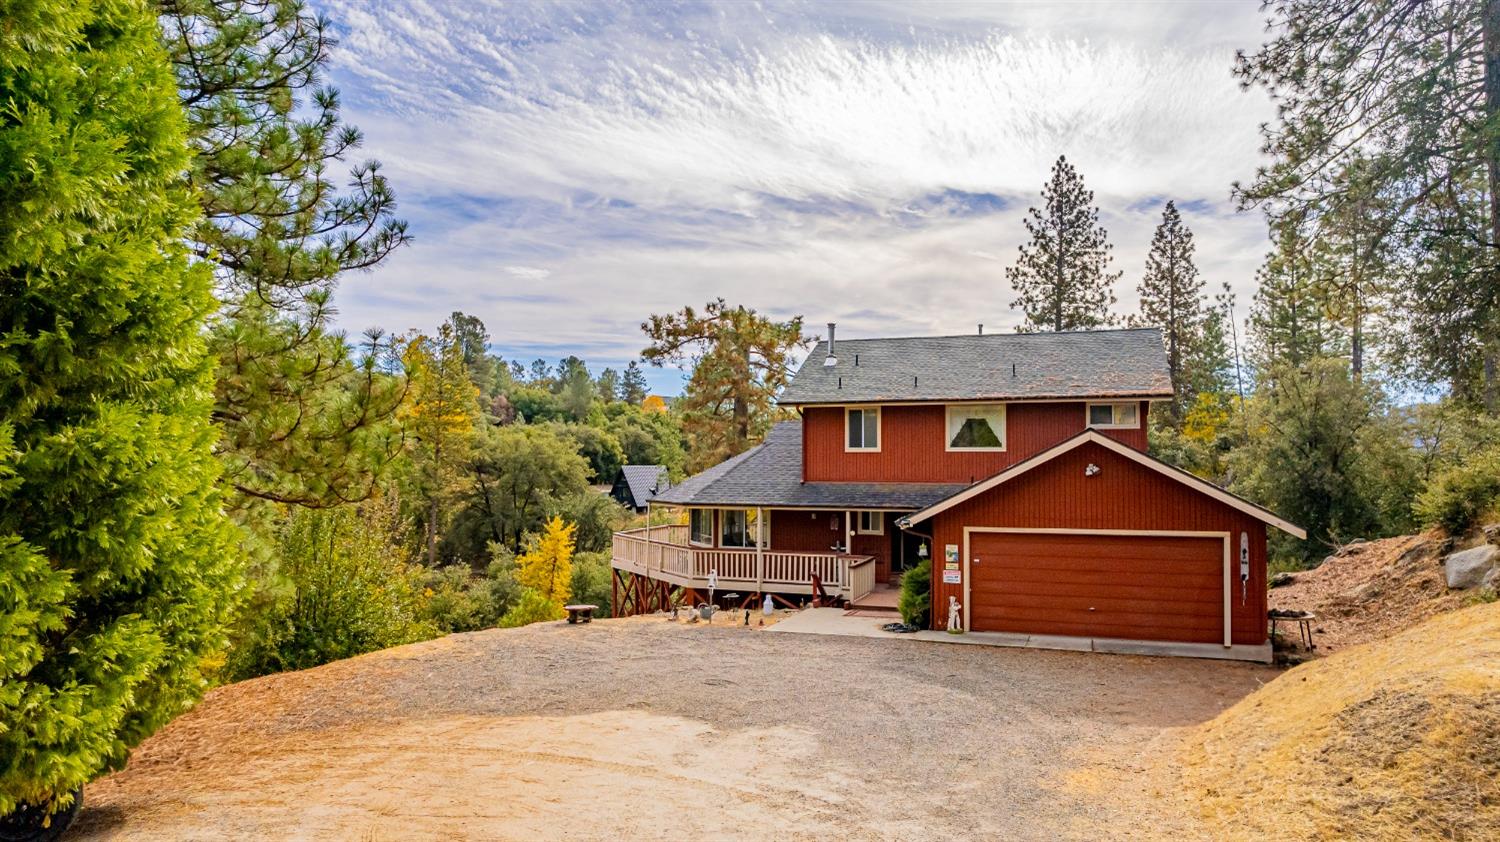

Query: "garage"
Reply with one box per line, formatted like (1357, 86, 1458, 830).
(967, 531, 1225, 644)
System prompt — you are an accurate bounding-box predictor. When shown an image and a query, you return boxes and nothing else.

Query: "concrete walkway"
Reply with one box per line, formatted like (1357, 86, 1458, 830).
(767, 607, 1273, 662)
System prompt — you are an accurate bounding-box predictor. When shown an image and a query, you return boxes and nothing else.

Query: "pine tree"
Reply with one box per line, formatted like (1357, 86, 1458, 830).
(1236, 0, 1500, 411)
(642, 300, 806, 471)
(163, 0, 410, 509)
(515, 517, 577, 608)
(1248, 219, 1337, 375)
(621, 360, 649, 404)
(401, 321, 481, 565)
(0, 1, 239, 819)
(1137, 201, 1209, 423)
(596, 368, 621, 403)
(1006, 156, 1121, 332)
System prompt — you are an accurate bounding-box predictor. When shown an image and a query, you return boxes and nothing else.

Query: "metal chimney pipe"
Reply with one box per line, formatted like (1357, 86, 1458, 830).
(823, 322, 838, 366)
(978, 323, 984, 335)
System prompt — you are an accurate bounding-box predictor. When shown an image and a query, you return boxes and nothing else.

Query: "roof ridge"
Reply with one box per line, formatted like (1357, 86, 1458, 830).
(817, 326, 1162, 344)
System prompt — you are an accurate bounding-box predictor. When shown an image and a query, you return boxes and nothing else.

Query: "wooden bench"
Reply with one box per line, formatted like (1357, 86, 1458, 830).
(564, 604, 598, 624)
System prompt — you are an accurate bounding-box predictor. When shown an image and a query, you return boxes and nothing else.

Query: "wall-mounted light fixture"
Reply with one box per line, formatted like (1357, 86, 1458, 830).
(1084, 463, 1101, 477)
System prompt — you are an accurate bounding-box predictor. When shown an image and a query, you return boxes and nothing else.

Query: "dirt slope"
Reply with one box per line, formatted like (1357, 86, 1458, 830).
(1177, 601, 1500, 841)
(70, 616, 1271, 841)
(1268, 533, 1472, 653)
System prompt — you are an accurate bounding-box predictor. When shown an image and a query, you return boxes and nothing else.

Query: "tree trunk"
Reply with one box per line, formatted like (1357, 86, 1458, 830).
(1484, 0, 1500, 412)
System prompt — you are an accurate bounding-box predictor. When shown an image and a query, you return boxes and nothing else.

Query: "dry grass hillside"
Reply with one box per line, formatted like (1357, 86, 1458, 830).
(1178, 601, 1500, 841)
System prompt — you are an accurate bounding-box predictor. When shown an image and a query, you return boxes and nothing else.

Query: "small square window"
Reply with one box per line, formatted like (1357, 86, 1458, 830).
(846, 407, 880, 450)
(1087, 402, 1140, 428)
(855, 511, 884, 535)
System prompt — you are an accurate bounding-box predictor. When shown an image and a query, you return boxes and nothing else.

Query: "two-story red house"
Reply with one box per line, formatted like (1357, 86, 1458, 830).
(610, 326, 1303, 660)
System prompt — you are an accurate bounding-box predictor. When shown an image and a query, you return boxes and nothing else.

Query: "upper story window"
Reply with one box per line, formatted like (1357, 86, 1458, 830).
(720, 509, 766, 548)
(946, 404, 1007, 451)
(845, 406, 880, 451)
(855, 510, 884, 535)
(1087, 401, 1140, 429)
(689, 508, 714, 546)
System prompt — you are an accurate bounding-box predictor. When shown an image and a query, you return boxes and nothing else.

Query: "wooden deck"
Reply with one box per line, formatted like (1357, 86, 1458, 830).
(610, 526, 877, 608)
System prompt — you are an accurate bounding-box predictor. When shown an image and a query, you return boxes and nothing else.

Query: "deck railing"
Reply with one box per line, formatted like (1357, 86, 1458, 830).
(611, 526, 874, 599)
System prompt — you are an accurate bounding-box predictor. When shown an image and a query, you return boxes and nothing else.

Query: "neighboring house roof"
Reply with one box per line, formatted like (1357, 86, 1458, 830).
(616, 464, 669, 509)
(651, 422, 967, 510)
(778, 327, 1174, 406)
(899, 429, 1307, 538)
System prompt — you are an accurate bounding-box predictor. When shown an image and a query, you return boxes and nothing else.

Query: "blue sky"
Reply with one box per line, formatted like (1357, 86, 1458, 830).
(319, 0, 1275, 395)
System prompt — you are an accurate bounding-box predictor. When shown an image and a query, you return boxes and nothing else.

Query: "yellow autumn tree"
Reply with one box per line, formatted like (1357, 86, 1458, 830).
(401, 320, 480, 564)
(515, 516, 576, 608)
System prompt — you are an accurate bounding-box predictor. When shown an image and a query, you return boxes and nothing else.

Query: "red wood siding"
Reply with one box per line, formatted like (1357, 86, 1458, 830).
(968, 533, 1224, 643)
(768, 509, 894, 582)
(928, 440, 1269, 645)
(801, 401, 1148, 483)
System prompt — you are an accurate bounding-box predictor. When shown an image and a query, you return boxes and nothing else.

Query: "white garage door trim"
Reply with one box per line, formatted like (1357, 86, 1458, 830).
(962, 527, 1233, 647)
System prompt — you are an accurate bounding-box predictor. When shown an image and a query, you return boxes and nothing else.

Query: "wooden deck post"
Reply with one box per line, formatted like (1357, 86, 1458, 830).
(755, 506, 764, 591)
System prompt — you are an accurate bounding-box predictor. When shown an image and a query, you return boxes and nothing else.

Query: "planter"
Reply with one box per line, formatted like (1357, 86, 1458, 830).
(0, 788, 83, 842)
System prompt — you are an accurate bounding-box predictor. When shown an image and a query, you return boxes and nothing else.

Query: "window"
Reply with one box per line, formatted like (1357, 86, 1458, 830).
(689, 509, 714, 546)
(720, 509, 766, 548)
(945, 404, 1007, 451)
(845, 407, 880, 451)
(1087, 402, 1140, 429)
(855, 511, 884, 535)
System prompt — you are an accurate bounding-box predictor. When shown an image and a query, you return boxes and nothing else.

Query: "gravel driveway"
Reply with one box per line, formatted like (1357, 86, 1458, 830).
(72, 617, 1274, 841)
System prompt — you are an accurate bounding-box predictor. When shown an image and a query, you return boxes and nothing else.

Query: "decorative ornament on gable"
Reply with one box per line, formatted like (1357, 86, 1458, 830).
(1084, 463, 1101, 477)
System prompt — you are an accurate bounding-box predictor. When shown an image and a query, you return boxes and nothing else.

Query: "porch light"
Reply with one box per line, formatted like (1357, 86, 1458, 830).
(918, 542, 929, 559)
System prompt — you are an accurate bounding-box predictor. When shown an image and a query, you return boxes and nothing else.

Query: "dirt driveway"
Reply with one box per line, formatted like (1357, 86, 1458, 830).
(73, 617, 1274, 841)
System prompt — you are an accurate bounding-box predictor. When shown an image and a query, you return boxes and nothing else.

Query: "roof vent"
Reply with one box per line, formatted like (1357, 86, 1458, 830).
(978, 324, 984, 335)
(823, 322, 838, 367)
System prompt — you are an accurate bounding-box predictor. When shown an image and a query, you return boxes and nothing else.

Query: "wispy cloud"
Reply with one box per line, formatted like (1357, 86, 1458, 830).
(321, 0, 1275, 391)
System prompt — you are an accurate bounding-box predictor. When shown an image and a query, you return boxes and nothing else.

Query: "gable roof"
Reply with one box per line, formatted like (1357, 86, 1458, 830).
(616, 464, 669, 509)
(651, 421, 967, 510)
(898, 430, 1307, 539)
(778, 327, 1173, 406)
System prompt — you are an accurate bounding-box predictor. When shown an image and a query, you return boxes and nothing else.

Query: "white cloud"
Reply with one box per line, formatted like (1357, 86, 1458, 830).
(319, 0, 1277, 387)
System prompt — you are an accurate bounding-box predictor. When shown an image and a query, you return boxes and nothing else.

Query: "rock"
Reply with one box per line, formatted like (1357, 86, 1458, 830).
(1395, 542, 1433, 566)
(1444, 544, 1500, 589)
(1270, 571, 1298, 588)
(1484, 523, 1500, 545)
(1484, 567, 1500, 591)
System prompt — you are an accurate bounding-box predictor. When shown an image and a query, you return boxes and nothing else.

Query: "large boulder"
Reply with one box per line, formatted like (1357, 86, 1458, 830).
(1444, 544, 1499, 590)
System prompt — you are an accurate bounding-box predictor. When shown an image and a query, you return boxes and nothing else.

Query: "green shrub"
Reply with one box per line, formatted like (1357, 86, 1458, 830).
(0, 2, 242, 817)
(570, 550, 613, 615)
(899, 562, 932, 628)
(1415, 445, 1500, 536)
(498, 587, 565, 627)
(227, 499, 434, 678)
(418, 551, 524, 633)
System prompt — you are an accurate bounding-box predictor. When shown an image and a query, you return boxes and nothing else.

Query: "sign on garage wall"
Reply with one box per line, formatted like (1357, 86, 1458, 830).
(942, 569, 961, 584)
(945, 544, 958, 564)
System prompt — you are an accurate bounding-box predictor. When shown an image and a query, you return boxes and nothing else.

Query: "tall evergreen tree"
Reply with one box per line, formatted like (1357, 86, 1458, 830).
(642, 300, 805, 471)
(621, 360, 649, 404)
(402, 321, 481, 565)
(0, 1, 238, 823)
(596, 368, 621, 403)
(1137, 201, 1210, 423)
(163, 0, 410, 509)
(1006, 156, 1121, 332)
(1235, 0, 1500, 411)
(1248, 219, 1337, 374)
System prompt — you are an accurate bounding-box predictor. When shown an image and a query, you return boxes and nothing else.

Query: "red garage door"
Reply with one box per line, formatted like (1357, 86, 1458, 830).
(968, 532, 1224, 643)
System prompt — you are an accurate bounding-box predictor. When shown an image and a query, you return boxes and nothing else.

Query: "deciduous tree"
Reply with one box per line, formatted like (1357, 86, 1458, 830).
(515, 517, 577, 607)
(1006, 156, 1121, 332)
(402, 321, 481, 564)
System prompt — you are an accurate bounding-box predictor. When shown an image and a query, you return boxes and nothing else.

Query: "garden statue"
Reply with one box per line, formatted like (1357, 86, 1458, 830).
(947, 595, 963, 633)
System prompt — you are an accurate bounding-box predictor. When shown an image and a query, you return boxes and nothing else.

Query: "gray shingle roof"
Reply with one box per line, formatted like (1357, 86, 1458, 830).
(617, 464, 669, 509)
(778, 327, 1173, 406)
(651, 422, 967, 510)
